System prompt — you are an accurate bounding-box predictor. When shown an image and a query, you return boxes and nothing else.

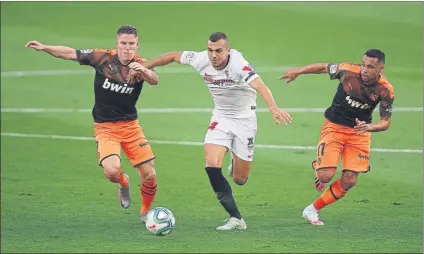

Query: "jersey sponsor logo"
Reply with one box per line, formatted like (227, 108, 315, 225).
(358, 154, 369, 160)
(345, 96, 371, 109)
(139, 142, 149, 147)
(102, 78, 134, 94)
(203, 73, 235, 87)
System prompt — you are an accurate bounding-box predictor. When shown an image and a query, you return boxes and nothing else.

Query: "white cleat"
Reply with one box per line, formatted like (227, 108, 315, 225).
(118, 174, 131, 209)
(302, 204, 324, 225)
(216, 217, 247, 231)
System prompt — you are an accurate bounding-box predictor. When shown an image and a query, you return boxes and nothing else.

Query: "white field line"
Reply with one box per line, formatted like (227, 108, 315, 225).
(1, 65, 422, 78)
(1, 67, 422, 113)
(1, 107, 422, 113)
(1, 132, 422, 154)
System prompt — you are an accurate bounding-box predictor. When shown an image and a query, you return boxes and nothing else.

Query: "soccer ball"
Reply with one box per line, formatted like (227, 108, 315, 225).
(145, 207, 175, 236)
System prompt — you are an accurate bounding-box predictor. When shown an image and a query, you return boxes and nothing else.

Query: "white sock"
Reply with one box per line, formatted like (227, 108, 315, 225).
(308, 204, 318, 212)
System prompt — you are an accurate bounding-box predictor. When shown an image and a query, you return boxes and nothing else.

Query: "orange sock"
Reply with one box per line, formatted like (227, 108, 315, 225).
(104, 170, 129, 188)
(313, 179, 347, 210)
(140, 179, 157, 214)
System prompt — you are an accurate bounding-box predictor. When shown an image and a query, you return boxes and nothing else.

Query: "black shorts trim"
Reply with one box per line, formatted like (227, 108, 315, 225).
(133, 156, 156, 168)
(342, 168, 370, 174)
(99, 154, 121, 167)
(315, 166, 338, 171)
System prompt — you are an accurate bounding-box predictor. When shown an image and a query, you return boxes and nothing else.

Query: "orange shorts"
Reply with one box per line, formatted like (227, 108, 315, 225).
(315, 119, 371, 173)
(94, 120, 155, 167)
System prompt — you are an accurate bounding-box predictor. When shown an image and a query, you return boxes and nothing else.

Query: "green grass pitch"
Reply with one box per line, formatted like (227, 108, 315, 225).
(1, 2, 423, 253)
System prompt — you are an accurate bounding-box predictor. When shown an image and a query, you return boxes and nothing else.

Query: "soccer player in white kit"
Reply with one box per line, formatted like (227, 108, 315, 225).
(137, 32, 292, 231)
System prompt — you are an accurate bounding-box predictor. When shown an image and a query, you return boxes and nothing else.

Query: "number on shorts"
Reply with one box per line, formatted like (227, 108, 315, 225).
(317, 142, 325, 157)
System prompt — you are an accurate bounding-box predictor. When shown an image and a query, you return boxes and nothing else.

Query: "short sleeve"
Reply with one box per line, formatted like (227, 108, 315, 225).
(327, 62, 359, 80)
(236, 59, 259, 84)
(180, 51, 203, 71)
(379, 85, 395, 119)
(327, 63, 342, 80)
(76, 48, 112, 68)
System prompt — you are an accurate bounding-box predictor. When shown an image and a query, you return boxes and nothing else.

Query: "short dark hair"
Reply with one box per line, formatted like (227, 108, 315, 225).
(364, 49, 385, 64)
(117, 25, 138, 37)
(209, 32, 228, 42)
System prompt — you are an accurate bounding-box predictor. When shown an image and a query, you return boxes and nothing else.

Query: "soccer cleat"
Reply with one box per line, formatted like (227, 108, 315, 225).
(140, 213, 148, 224)
(118, 174, 131, 209)
(216, 217, 247, 231)
(314, 177, 326, 192)
(302, 204, 324, 226)
(312, 160, 326, 192)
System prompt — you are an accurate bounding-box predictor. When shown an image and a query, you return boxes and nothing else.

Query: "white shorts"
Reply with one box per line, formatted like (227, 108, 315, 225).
(204, 114, 257, 161)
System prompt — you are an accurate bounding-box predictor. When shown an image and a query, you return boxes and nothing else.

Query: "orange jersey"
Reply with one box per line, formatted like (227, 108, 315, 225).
(324, 63, 395, 128)
(76, 48, 147, 123)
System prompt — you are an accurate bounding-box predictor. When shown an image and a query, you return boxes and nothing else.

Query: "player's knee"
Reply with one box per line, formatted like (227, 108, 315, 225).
(205, 157, 223, 168)
(233, 175, 248, 186)
(137, 160, 156, 181)
(232, 166, 250, 185)
(143, 169, 157, 181)
(103, 165, 122, 183)
(101, 155, 121, 176)
(204, 144, 226, 168)
(103, 162, 121, 177)
(340, 175, 358, 190)
(317, 168, 336, 183)
(318, 174, 333, 184)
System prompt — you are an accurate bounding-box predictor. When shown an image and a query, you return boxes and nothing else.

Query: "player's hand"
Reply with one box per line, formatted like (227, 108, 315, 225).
(279, 68, 301, 83)
(127, 69, 143, 84)
(127, 62, 146, 83)
(129, 62, 147, 73)
(353, 118, 371, 134)
(270, 107, 292, 126)
(25, 40, 45, 51)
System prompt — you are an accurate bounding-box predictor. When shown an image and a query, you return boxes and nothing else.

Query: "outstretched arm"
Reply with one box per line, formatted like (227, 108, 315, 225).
(25, 40, 77, 60)
(279, 63, 328, 83)
(249, 77, 292, 126)
(142, 52, 182, 69)
(293, 63, 329, 74)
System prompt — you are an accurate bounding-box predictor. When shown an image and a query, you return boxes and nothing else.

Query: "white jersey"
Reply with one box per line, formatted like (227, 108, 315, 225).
(180, 49, 259, 118)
